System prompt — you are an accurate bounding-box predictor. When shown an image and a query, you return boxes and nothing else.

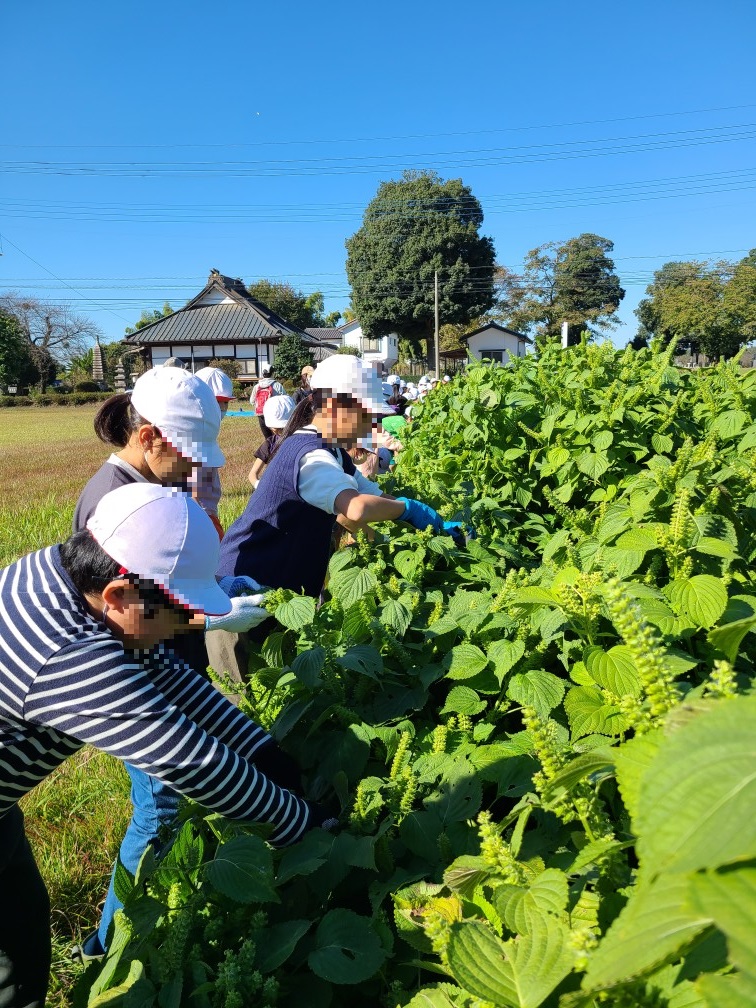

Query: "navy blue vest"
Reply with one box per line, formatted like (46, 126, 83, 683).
(217, 432, 356, 597)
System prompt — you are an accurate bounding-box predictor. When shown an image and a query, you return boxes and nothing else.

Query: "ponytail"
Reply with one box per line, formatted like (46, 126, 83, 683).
(93, 393, 150, 448)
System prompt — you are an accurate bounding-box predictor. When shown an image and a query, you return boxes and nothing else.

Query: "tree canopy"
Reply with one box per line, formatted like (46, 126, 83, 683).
(125, 302, 174, 335)
(272, 331, 314, 382)
(0, 294, 103, 391)
(636, 251, 756, 361)
(345, 170, 496, 364)
(498, 234, 625, 347)
(246, 280, 340, 330)
(0, 309, 38, 390)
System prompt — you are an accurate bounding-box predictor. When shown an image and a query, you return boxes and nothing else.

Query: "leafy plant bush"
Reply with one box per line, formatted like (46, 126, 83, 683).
(81, 342, 756, 1007)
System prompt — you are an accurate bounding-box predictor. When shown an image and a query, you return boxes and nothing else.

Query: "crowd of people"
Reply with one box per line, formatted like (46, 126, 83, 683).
(0, 353, 459, 1006)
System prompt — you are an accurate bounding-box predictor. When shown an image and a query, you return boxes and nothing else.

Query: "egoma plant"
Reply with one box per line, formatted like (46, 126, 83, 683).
(79, 341, 756, 1008)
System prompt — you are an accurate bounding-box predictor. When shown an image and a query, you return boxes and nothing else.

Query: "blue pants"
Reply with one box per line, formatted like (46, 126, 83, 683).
(97, 764, 180, 951)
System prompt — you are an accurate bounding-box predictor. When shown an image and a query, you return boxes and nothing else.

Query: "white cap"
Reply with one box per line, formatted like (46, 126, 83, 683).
(194, 367, 234, 401)
(386, 374, 400, 386)
(443, 375, 451, 382)
(263, 393, 295, 428)
(311, 355, 386, 414)
(87, 483, 231, 615)
(131, 367, 225, 467)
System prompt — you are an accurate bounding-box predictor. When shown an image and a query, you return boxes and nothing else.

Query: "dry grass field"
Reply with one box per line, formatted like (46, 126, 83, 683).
(0, 403, 264, 1003)
(0, 404, 263, 566)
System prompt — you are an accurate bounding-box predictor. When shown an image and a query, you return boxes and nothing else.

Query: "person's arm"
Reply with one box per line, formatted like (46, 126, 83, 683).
(28, 642, 312, 844)
(333, 489, 405, 525)
(248, 457, 265, 488)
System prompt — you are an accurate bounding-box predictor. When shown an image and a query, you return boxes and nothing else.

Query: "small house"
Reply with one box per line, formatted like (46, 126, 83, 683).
(124, 270, 337, 384)
(338, 320, 399, 371)
(463, 322, 531, 364)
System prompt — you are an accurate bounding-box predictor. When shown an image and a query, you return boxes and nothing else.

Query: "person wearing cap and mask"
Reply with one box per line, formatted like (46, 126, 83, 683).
(248, 394, 295, 489)
(293, 364, 315, 405)
(207, 355, 461, 686)
(0, 484, 334, 1005)
(71, 368, 272, 962)
(189, 366, 235, 538)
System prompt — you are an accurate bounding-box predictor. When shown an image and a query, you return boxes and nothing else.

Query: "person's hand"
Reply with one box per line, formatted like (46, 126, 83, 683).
(218, 575, 267, 602)
(396, 497, 446, 533)
(442, 521, 466, 547)
(205, 596, 269, 632)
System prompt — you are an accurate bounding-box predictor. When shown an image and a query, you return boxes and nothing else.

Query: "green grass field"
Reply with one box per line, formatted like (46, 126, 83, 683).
(0, 405, 263, 1003)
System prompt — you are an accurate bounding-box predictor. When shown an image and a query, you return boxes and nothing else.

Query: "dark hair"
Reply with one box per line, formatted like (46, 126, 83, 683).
(270, 388, 358, 461)
(386, 394, 407, 415)
(59, 529, 192, 623)
(94, 393, 151, 448)
(59, 529, 122, 594)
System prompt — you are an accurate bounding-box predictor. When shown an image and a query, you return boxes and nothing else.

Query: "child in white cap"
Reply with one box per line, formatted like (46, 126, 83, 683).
(0, 484, 336, 990)
(248, 394, 295, 489)
(208, 355, 461, 684)
(190, 366, 235, 538)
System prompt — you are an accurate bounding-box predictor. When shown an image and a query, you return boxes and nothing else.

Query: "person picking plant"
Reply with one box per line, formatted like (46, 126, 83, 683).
(0, 484, 335, 1006)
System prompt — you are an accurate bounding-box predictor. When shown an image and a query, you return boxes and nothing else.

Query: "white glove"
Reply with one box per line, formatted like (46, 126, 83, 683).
(218, 575, 267, 602)
(205, 596, 269, 633)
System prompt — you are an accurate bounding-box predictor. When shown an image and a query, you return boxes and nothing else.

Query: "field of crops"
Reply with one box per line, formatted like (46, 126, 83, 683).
(8, 341, 756, 1007)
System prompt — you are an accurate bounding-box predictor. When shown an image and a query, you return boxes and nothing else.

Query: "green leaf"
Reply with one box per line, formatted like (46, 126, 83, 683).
(513, 587, 557, 606)
(441, 685, 486, 716)
(582, 873, 711, 991)
(443, 643, 489, 680)
(614, 730, 663, 826)
(542, 748, 616, 802)
(688, 867, 756, 1006)
(593, 430, 614, 451)
(576, 450, 610, 481)
(88, 960, 156, 1007)
(711, 408, 749, 440)
(636, 695, 756, 874)
(695, 536, 738, 559)
(487, 639, 526, 678)
(256, 919, 312, 973)
(507, 670, 566, 715)
(382, 599, 413, 636)
(275, 594, 317, 631)
(308, 909, 386, 984)
(708, 612, 756, 662)
(564, 685, 629, 740)
(447, 917, 574, 1008)
(493, 869, 570, 934)
(337, 644, 383, 679)
(668, 575, 728, 629)
(401, 810, 444, 861)
(291, 646, 325, 687)
(616, 528, 658, 552)
(584, 645, 642, 697)
(330, 567, 377, 608)
(205, 835, 278, 903)
(652, 432, 674, 454)
(425, 772, 482, 824)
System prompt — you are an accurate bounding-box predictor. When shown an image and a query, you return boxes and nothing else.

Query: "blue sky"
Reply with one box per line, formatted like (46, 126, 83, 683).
(2, 0, 755, 347)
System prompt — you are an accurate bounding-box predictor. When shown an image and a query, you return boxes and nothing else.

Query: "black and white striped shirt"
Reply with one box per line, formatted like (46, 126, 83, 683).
(0, 546, 309, 845)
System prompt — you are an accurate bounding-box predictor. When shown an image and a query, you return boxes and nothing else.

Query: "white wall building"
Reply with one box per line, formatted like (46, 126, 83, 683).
(463, 322, 531, 363)
(339, 320, 399, 372)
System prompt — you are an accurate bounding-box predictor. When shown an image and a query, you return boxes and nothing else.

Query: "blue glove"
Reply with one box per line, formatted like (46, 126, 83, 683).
(442, 521, 466, 546)
(396, 497, 446, 533)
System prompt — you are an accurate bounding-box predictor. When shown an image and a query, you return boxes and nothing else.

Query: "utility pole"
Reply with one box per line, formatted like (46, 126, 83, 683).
(434, 270, 440, 379)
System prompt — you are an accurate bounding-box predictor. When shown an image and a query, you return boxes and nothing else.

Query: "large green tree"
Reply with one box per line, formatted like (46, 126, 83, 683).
(272, 331, 314, 382)
(500, 234, 625, 346)
(345, 170, 496, 365)
(0, 309, 38, 390)
(246, 280, 340, 330)
(636, 251, 756, 361)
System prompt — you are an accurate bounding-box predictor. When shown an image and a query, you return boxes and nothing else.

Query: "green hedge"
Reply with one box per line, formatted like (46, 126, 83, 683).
(0, 392, 114, 408)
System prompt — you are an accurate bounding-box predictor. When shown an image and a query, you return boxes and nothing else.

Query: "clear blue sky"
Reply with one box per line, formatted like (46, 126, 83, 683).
(2, 0, 755, 346)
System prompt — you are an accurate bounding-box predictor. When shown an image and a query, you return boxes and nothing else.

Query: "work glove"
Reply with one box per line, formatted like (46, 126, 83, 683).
(253, 739, 302, 793)
(396, 497, 446, 533)
(218, 575, 267, 600)
(443, 521, 467, 547)
(205, 596, 269, 632)
(307, 800, 341, 834)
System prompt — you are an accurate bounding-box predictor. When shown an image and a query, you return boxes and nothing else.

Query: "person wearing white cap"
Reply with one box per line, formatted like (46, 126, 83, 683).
(190, 367, 235, 538)
(208, 355, 461, 684)
(0, 485, 335, 997)
(248, 394, 295, 489)
(74, 366, 225, 531)
(71, 368, 273, 961)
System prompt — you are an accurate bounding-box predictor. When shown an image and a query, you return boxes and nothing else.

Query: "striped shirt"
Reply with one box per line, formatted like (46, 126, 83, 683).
(0, 546, 310, 845)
